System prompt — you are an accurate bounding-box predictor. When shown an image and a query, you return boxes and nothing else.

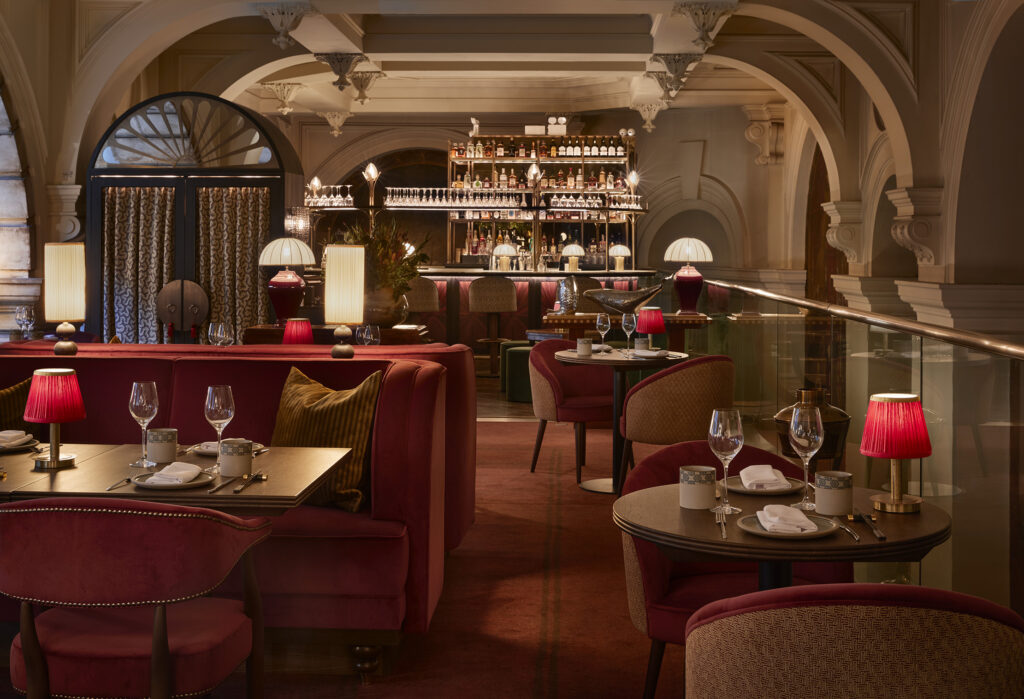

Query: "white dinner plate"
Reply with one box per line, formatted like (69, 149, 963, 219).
(0, 438, 39, 454)
(736, 514, 839, 540)
(131, 472, 215, 490)
(724, 475, 805, 496)
(192, 441, 264, 457)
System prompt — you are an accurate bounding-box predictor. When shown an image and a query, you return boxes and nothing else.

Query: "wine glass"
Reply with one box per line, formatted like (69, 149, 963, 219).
(13, 307, 26, 336)
(789, 405, 824, 510)
(596, 313, 610, 349)
(709, 409, 744, 515)
(208, 322, 225, 346)
(204, 385, 235, 474)
(128, 381, 159, 469)
(22, 306, 34, 336)
(354, 326, 366, 345)
(364, 325, 381, 345)
(621, 312, 637, 357)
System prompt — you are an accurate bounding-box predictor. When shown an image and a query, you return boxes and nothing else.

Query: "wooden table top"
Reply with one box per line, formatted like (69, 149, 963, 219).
(555, 348, 688, 370)
(613, 484, 951, 563)
(0, 444, 351, 516)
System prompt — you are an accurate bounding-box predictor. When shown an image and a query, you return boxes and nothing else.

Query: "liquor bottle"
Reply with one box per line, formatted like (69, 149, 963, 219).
(573, 139, 581, 157)
(588, 170, 597, 189)
(599, 140, 608, 156)
(530, 141, 537, 159)
(484, 176, 492, 189)
(549, 142, 557, 158)
(496, 141, 504, 157)
(598, 167, 606, 187)
(518, 141, 526, 158)
(508, 170, 517, 188)
(566, 168, 575, 190)
(616, 140, 625, 157)
(556, 169, 566, 188)
(464, 172, 471, 188)
(540, 172, 549, 188)
(483, 141, 492, 158)
(474, 174, 482, 189)
(499, 168, 508, 188)
(451, 143, 459, 157)
(557, 142, 566, 157)
(477, 141, 484, 158)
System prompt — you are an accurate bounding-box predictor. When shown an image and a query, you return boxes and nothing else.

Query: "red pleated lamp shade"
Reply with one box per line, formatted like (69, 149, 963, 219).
(636, 306, 666, 335)
(859, 393, 931, 459)
(282, 318, 314, 345)
(23, 368, 86, 423)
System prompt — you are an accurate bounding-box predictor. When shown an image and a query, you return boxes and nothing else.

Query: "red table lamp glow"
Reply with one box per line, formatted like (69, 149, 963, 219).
(663, 237, 712, 314)
(282, 317, 314, 344)
(636, 306, 666, 346)
(259, 237, 316, 325)
(859, 393, 931, 513)
(23, 368, 86, 471)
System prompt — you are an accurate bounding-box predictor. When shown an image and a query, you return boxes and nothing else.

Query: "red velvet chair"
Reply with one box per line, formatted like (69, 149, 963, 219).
(621, 441, 852, 699)
(0, 498, 271, 698)
(685, 583, 1024, 697)
(617, 355, 734, 493)
(528, 339, 614, 483)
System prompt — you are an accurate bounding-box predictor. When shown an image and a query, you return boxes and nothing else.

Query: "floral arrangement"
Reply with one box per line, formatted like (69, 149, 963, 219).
(336, 216, 429, 300)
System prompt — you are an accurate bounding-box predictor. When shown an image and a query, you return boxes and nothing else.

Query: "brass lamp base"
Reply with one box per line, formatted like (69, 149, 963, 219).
(871, 492, 922, 513)
(33, 452, 76, 471)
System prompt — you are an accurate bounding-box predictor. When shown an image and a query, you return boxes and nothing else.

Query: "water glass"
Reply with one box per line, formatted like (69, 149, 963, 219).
(204, 385, 235, 474)
(129, 381, 159, 469)
(789, 405, 823, 510)
(621, 312, 637, 357)
(709, 408, 744, 515)
(596, 313, 610, 347)
(208, 322, 225, 346)
(364, 325, 381, 345)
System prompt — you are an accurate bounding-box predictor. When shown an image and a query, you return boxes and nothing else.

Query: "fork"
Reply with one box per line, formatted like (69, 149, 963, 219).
(715, 511, 728, 539)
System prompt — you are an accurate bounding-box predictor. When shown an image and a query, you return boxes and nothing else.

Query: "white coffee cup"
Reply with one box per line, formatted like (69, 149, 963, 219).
(679, 465, 717, 510)
(814, 470, 853, 515)
(220, 438, 253, 478)
(576, 338, 593, 357)
(146, 428, 177, 464)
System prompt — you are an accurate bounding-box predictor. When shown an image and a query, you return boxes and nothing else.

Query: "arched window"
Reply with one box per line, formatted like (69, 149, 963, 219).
(87, 92, 302, 343)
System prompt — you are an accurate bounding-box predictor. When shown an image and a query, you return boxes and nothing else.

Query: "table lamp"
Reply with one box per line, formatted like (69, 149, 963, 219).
(23, 368, 86, 470)
(636, 306, 666, 346)
(664, 237, 712, 314)
(44, 243, 86, 356)
(492, 243, 517, 271)
(259, 237, 316, 325)
(282, 317, 314, 344)
(324, 244, 364, 358)
(609, 244, 631, 271)
(859, 393, 931, 513)
(562, 243, 585, 272)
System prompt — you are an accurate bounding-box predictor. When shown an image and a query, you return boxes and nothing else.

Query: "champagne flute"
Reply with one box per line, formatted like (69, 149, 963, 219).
(204, 385, 235, 474)
(709, 409, 744, 514)
(596, 312, 610, 349)
(789, 405, 823, 510)
(129, 381, 159, 469)
(621, 312, 637, 357)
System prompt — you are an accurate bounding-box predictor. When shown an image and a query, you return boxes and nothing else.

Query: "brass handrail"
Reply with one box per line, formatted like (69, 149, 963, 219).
(706, 279, 1024, 362)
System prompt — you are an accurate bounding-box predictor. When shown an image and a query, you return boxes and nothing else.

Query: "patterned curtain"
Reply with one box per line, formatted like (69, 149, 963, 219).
(101, 187, 175, 343)
(196, 187, 270, 344)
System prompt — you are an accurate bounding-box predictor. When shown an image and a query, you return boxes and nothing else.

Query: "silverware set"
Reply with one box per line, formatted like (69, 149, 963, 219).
(714, 510, 728, 539)
(850, 507, 887, 540)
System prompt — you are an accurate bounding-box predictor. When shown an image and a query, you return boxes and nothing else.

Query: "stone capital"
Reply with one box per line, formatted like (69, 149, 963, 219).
(46, 184, 82, 241)
(671, 1, 739, 49)
(317, 111, 352, 138)
(821, 200, 863, 266)
(630, 100, 666, 133)
(650, 53, 702, 98)
(831, 275, 914, 317)
(742, 104, 785, 165)
(886, 187, 945, 281)
(895, 280, 1024, 341)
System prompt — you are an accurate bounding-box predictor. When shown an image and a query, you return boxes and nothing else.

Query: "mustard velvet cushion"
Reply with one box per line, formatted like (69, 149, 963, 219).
(0, 378, 33, 435)
(270, 367, 382, 511)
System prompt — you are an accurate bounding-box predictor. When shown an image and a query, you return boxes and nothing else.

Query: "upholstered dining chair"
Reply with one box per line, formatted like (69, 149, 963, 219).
(621, 441, 851, 699)
(528, 339, 614, 483)
(469, 276, 518, 375)
(0, 497, 272, 699)
(684, 582, 1024, 698)
(617, 355, 734, 493)
(406, 275, 440, 314)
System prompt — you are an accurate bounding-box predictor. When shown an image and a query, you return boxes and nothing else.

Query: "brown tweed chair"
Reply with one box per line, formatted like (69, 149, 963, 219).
(469, 276, 517, 376)
(684, 583, 1024, 698)
(616, 355, 734, 493)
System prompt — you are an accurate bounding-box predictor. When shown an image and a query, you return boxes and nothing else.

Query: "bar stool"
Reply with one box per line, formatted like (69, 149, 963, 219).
(406, 276, 439, 315)
(469, 277, 517, 376)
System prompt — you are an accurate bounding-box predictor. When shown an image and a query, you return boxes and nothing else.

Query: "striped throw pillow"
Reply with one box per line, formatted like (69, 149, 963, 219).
(0, 378, 32, 435)
(270, 367, 382, 511)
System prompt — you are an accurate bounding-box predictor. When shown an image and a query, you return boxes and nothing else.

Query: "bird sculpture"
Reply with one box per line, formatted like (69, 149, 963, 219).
(582, 285, 662, 315)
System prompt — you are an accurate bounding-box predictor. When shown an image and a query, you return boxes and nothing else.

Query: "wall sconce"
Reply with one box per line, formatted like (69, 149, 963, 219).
(363, 162, 381, 207)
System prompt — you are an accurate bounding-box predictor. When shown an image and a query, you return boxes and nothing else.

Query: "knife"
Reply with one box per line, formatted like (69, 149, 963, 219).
(831, 516, 860, 542)
(851, 507, 887, 540)
(233, 472, 266, 494)
(106, 477, 132, 492)
(207, 476, 239, 494)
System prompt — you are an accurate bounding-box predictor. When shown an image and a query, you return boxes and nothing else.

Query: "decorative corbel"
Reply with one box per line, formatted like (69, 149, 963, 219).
(349, 70, 384, 104)
(258, 3, 314, 50)
(822, 201, 863, 266)
(742, 104, 786, 165)
(47, 184, 82, 241)
(671, 1, 739, 49)
(631, 101, 666, 133)
(651, 53, 703, 98)
(887, 187, 943, 268)
(314, 53, 367, 92)
(317, 111, 352, 138)
(262, 82, 303, 115)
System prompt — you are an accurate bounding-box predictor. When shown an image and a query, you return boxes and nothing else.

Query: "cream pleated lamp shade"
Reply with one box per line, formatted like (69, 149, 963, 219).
(259, 237, 316, 268)
(561, 244, 585, 257)
(324, 245, 365, 325)
(44, 243, 86, 323)
(609, 244, 631, 258)
(664, 237, 713, 264)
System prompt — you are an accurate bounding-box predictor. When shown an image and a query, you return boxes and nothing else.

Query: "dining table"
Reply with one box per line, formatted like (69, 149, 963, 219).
(0, 442, 351, 516)
(555, 348, 688, 494)
(613, 483, 952, 589)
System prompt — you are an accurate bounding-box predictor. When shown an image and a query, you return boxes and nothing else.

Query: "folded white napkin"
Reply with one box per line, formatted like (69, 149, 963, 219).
(593, 344, 612, 353)
(0, 430, 31, 447)
(147, 462, 201, 485)
(756, 504, 817, 533)
(632, 349, 668, 359)
(739, 464, 791, 490)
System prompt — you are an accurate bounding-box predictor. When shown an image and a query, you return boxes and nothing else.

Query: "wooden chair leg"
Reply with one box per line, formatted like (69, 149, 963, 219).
(20, 602, 48, 699)
(643, 638, 666, 699)
(574, 422, 586, 483)
(530, 420, 547, 473)
(617, 440, 633, 495)
(352, 645, 383, 685)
